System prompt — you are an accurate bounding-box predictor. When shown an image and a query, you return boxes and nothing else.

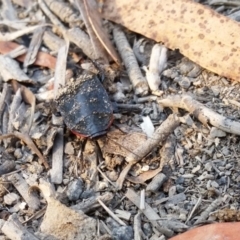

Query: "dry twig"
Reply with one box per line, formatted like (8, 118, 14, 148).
(158, 94, 240, 135)
(113, 27, 149, 96)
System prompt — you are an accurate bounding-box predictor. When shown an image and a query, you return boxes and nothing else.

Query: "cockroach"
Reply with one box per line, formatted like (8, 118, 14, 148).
(55, 70, 147, 164)
(55, 72, 113, 138)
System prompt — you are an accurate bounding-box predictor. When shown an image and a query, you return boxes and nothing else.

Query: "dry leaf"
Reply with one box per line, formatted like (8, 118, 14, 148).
(101, 0, 240, 81)
(0, 55, 32, 83)
(102, 129, 147, 157)
(0, 132, 49, 169)
(0, 41, 56, 69)
(76, 0, 107, 62)
(0, 25, 45, 41)
(23, 26, 46, 69)
(126, 166, 163, 184)
(84, 0, 120, 64)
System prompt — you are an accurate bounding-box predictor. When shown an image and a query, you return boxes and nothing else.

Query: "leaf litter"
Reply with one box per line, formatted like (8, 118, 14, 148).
(1, 0, 240, 240)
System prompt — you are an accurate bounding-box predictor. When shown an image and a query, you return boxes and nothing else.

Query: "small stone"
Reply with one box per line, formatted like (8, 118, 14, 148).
(179, 213, 187, 221)
(209, 127, 226, 138)
(143, 222, 152, 238)
(217, 176, 227, 185)
(66, 179, 84, 201)
(64, 142, 75, 155)
(179, 168, 185, 174)
(176, 177, 185, 184)
(211, 85, 220, 96)
(63, 178, 70, 185)
(4, 193, 20, 205)
(178, 77, 191, 89)
(81, 189, 95, 199)
(168, 186, 177, 197)
(14, 148, 23, 159)
(146, 173, 167, 192)
(225, 163, 232, 170)
(205, 162, 213, 172)
(176, 185, 185, 193)
(142, 165, 150, 171)
(106, 217, 120, 229)
(95, 181, 109, 191)
(225, 171, 231, 176)
(112, 226, 134, 240)
(21, 151, 34, 163)
(211, 181, 219, 188)
(106, 171, 119, 182)
(167, 192, 186, 204)
(192, 165, 201, 173)
(19, 202, 27, 210)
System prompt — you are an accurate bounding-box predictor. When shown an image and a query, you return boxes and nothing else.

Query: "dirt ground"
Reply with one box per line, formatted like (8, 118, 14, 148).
(0, 0, 240, 240)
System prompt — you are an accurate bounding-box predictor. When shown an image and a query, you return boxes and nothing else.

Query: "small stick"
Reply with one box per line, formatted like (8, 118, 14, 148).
(143, 44, 167, 95)
(185, 196, 202, 224)
(116, 114, 180, 189)
(71, 192, 113, 213)
(125, 188, 174, 238)
(97, 199, 126, 226)
(134, 211, 143, 240)
(158, 94, 240, 135)
(113, 27, 149, 96)
(0, 132, 49, 169)
(38, 0, 95, 60)
(194, 197, 223, 225)
(140, 189, 145, 210)
(7, 88, 22, 134)
(7, 173, 40, 210)
(50, 128, 64, 184)
(23, 25, 45, 71)
(126, 114, 180, 163)
(2, 214, 39, 240)
(97, 164, 116, 188)
(0, 83, 10, 117)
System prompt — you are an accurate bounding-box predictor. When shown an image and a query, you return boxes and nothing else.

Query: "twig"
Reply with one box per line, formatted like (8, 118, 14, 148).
(71, 192, 113, 214)
(22, 206, 47, 224)
(75, 0, 109, 63)
(7, 88, 22, 134)
(143, 44, 167, 95)
(0, 132, 49, 169)
(97, 199, 126, 226)
(2, 214, 39, 240)
(185, 196, 202, 224)
(125, 188, 174, 238)
(140, 190, 145, 210)
(50, 43, 69, 184)
(158, 94, 240, 135)
(7, 173, 40, 210)
(126, 114, 180, 163)
(194, 197, 223, 225)
(116, 114, 180, 189)
(38, 0, 95, 59)
(113, 27, 149, 96)
(134, 211, 142, 240)
(97, 164, 116, 188)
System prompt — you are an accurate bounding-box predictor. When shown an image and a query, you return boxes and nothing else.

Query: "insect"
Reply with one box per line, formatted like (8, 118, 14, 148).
(55, 72, 113, 138)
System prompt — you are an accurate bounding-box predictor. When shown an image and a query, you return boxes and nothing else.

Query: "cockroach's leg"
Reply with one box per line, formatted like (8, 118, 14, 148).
(93, 139, 104, 163)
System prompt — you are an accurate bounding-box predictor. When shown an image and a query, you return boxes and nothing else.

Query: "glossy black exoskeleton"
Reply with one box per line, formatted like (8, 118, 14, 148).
(56, 72, 113, 138)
